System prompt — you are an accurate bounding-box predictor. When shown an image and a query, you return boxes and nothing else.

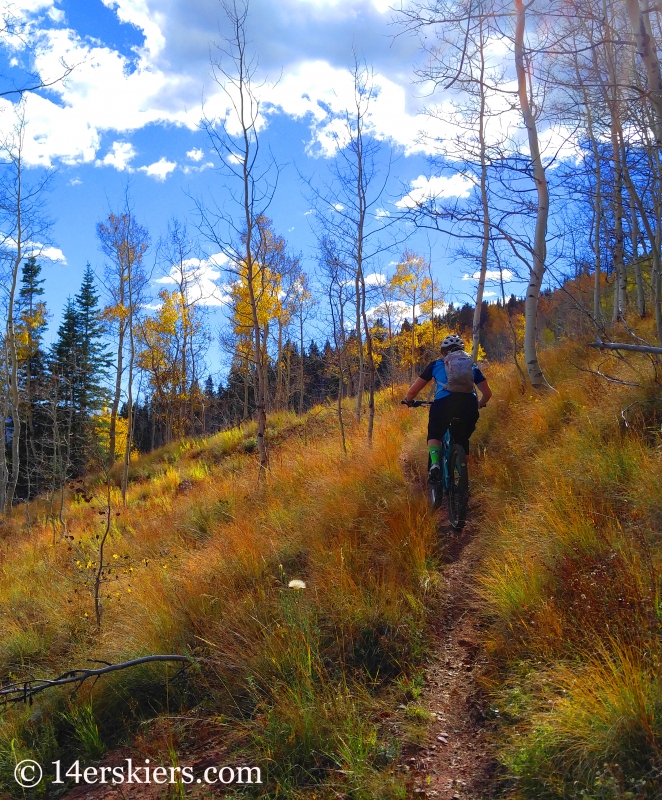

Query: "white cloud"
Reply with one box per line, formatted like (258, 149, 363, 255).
(95, 141, 136, 171)
(483, 291, 497, 297)
(462, 269, 514, 281)
(333, 203, 344, 211)
(0, 237, 66, 263)
(396, 174, 475, 209)
(181, 161, 213, 174)
(40, 246, 66, 262)
(364, 272, 386, 286)
(303, 209, 315, 216)
(155, 253, 230, 306)
(0, 0, 580, 177)
(375, 208, 390, 218)
(139, 157, 177, 180)
(367, 298, 448, 325)
(69, 178, 82, 186)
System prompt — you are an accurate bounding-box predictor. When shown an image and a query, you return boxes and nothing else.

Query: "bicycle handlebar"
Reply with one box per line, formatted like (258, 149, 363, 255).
(401, 399, 433, 407)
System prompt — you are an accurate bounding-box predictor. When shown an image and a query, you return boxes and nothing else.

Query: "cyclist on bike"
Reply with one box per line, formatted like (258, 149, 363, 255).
(403, 334, 492, 483)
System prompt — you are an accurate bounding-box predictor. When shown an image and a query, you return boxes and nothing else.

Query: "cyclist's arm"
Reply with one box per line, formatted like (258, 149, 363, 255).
(404, 377, 429, 403)
(476, 379, 492, 408)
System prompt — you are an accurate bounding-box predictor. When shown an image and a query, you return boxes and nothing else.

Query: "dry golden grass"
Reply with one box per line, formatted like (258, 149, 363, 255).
(471, 335, 662, 798)
(0, 393, 442, 798)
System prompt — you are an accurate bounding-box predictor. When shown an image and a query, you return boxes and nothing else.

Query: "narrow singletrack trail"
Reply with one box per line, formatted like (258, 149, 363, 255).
(398, 450, 498, 799)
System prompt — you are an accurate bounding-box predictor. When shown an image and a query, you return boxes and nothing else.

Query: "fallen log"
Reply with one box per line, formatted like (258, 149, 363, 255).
(587, 341, 662, 355)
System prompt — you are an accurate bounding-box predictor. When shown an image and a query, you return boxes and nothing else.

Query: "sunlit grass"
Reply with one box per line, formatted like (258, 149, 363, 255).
(0, 390, 438, 797)
(472, 334, 662, 797)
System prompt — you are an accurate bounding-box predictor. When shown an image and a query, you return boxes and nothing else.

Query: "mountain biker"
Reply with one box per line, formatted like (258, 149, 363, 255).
(402, 334, 492, 483)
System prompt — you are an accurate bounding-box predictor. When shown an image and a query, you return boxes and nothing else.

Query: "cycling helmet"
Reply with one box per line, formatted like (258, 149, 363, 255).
(441, 334, 465, 352)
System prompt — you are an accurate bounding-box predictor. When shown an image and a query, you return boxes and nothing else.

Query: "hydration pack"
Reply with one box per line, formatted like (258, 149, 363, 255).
(442, 350, 475, 393)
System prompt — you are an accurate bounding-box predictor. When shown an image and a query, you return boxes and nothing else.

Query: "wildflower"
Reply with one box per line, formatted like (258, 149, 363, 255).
(288, 579, 306, 590)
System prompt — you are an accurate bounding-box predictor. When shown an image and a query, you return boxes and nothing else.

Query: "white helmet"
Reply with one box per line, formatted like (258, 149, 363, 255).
(441, 334, 465, 351)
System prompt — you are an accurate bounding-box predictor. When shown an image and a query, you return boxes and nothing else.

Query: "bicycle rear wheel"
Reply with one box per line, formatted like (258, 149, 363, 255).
(447, 444, 468, 530)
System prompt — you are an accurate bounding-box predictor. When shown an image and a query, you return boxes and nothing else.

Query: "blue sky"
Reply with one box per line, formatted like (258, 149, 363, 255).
(0, 0, 521, 372)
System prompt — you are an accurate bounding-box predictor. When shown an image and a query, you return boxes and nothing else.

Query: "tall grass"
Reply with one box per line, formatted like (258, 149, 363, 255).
(472, 338, 662, 798)
(0, 394, 440, 798)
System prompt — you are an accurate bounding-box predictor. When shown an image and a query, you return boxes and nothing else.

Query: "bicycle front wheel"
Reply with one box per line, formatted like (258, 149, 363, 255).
(427, 454, 443, 509)
(447, 444, 469, 530)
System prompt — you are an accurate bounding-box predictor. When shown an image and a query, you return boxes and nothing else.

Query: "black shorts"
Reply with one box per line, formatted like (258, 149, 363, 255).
(427, 393, 479, 452)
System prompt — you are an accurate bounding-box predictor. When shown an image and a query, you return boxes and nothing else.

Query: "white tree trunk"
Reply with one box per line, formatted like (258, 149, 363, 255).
(515, 0, 549, 388)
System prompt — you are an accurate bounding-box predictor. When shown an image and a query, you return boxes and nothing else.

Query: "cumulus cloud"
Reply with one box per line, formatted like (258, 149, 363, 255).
(40, 245, 66, 262)
(0, 0, 433, 167)
(364, 272, 387, 286)
(95, 141, 136, 171)
(396, 174, 475, 209)
(0, 0, 580, 172)
(139, 157, 177, 180)
(155, 253, 230, 306)
(367, 298, 448, 325)
(462, 269, 514, 281)
(181, 161, 214, 174)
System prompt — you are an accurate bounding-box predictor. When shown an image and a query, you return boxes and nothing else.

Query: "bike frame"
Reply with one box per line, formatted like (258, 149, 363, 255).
(404, 400, 470, 529)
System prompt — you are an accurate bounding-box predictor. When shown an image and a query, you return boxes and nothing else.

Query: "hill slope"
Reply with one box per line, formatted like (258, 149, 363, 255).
(0, 337, 661, 799)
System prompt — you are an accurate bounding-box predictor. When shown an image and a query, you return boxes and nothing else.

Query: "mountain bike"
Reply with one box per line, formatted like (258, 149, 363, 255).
(405, 400, 470, 530)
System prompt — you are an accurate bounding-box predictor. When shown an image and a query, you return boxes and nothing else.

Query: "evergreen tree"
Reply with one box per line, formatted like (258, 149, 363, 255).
(50, 268, 109, 475)
(74, 265, 110, 418)
(16, 256, 49, 499)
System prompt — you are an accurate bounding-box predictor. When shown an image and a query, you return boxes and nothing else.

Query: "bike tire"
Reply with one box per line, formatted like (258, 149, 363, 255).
(447, 444, 468, 530)
(427, 454, 443, 509)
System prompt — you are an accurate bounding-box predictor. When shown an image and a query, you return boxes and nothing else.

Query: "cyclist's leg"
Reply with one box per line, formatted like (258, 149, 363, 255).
(428, 398, 453, 446)
(448, 393, 479, 455)
(427, 399, 452, 480)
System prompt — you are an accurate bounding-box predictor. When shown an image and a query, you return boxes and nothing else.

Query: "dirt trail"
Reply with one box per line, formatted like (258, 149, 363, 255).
(398, 515, 498, 800)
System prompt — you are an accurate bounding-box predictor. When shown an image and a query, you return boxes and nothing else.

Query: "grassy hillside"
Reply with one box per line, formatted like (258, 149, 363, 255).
(0, 395, 441, 799)
(472, 339, 662, 798)
(1, 336, 661, 799)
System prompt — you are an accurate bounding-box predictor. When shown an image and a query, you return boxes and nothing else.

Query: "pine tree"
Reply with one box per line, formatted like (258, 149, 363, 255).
(16, 256, 49, 499)
(74, 265, 110, 419)
(50, 268, 109, 476)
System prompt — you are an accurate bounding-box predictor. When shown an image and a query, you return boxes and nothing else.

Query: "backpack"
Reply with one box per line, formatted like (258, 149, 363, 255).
(442, 350, 475, 393)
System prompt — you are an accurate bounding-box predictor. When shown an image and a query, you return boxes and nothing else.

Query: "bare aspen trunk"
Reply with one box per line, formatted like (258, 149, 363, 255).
(121, 267, 136, 507)
(610, 120, 626, 322)
(108, 308, 125, 467)
(514, 0, 549, 388)
(615, 121, 662, 337)
(360, 271, 376, 443)
(472, 17, 490, 362)
(354, 271, 364, 420)
(0, 346, 8, 512)
(626, 0, 662, 145)
(6, 268, 21, 512)
(624, 151, 646, 317)
(299, 313, 305, 415)
(410, 286, 417, 383)
(276, 318, 283, 411)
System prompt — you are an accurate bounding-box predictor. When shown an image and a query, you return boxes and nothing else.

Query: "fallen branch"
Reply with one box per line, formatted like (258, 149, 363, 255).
(0, 655, 191, 706)
(570, 361, 641, 387)
(587, 341, 662, 355)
